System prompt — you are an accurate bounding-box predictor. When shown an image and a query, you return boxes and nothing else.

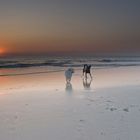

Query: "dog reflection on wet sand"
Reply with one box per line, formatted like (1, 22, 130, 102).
(83, 78, 92, 90)
(65, 68, 74, 93)
(65, 82, 73, 93)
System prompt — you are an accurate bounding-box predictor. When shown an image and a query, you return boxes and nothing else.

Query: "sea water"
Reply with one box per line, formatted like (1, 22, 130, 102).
(0, 55, 140, 76)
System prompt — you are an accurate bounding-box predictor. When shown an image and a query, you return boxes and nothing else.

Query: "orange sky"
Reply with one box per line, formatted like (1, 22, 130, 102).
(0, 0, 140, 56)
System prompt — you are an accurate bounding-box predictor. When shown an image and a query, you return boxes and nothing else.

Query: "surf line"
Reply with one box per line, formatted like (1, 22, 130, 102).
(0, 70, 65, 77)
(0, 68, 83, 77)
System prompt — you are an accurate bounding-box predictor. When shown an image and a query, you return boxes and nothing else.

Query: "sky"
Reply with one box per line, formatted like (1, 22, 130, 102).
(0, 0, 140, 56)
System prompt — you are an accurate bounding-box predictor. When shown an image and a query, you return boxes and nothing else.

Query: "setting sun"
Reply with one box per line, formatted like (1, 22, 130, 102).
(0, 48, 5, 55)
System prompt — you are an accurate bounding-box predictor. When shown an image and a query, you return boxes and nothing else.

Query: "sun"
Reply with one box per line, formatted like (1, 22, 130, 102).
(0, 48, 5, 55)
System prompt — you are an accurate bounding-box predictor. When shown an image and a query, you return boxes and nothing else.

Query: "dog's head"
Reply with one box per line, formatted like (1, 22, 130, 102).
(88, 65, 91, 69)
(84, 64, 88, 68)
(68, 68, 74, 73)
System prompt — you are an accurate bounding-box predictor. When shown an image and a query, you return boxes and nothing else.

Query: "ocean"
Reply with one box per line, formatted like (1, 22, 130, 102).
(0, 56, 140, 76)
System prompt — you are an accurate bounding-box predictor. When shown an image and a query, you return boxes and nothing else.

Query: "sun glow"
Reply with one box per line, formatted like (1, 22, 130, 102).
(0, 48, 5, 55)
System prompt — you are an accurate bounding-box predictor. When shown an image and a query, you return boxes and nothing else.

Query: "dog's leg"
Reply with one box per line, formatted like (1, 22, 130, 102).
(83, 70, 85, 77)
(66, 78, 69, 83)
(89, 73, 92, 79)
(83, 72, 85, 78)
(85, 73, 87, 79)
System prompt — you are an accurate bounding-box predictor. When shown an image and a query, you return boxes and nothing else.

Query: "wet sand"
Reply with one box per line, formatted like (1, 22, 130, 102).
(0, 66, 140, 140)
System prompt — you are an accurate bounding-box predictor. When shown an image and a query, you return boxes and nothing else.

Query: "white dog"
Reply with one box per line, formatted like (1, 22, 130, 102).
(65, 68, 74, 82)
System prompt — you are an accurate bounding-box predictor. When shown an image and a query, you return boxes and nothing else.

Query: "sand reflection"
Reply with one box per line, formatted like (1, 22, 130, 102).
(65, 82, 73, 93)
(83, 78, 92, 90)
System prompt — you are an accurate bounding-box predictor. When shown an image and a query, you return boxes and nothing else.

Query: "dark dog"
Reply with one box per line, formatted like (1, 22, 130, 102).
(83, 64, 92, 79)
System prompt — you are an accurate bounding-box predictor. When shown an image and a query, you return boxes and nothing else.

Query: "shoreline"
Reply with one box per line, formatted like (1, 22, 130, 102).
(0, 65, 140, 77)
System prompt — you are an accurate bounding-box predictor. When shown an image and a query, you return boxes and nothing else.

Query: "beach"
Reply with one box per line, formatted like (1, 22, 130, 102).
(1, 0, 140, 139)
(0, 66, 140, 140)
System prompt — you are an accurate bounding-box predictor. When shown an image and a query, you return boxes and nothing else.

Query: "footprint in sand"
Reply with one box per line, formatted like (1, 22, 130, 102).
(25, 103, 29, 106)
(100, 132, 106, 136)
(79, 119, 85, 122)
(87, 103, 91, 106)
(123, 108, 129, 112)
(8, 115, 19, 133)
(76, 119, 86, 135)
(110, 108, 117, 111)
(87, 98, 94, 102)
(106, 100, 113, 103)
